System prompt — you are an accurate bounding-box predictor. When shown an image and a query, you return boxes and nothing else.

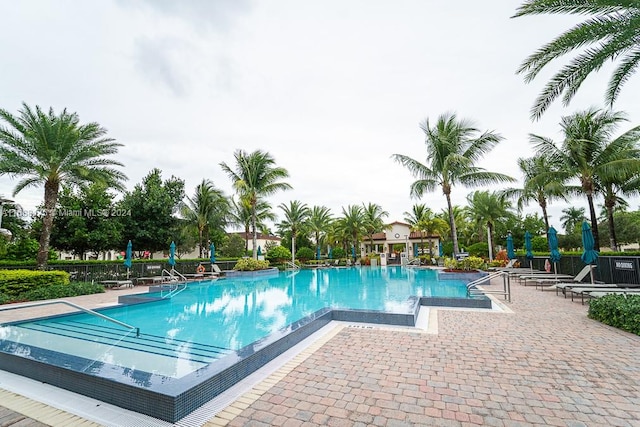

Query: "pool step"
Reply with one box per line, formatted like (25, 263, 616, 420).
(9, 319, 232, 368)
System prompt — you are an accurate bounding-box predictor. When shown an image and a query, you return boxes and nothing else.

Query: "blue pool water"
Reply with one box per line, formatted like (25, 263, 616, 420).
(0, 266, 475, 421)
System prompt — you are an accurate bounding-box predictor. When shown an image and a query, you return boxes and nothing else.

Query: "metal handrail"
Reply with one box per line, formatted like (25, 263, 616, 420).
(162, 268, 186, 282)
(467, 271, 511, 302)
(0, 299, 140, 337)
(285, 261, 300, 270)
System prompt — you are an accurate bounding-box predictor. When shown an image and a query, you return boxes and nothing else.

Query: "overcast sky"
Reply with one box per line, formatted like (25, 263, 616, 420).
(2, 0, 640, 233)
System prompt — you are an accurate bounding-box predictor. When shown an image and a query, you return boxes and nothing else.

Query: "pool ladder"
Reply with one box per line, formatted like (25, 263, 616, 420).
(466, 271, 511, 302)
(0, 299, 140, 337)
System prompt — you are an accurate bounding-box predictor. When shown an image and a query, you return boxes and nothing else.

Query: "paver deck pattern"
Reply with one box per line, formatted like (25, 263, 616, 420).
(1, 278, 639, 426)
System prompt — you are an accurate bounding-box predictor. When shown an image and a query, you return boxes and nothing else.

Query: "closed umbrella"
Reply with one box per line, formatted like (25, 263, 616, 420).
(210, 242, 216, 264)
(316, 245, 321, 261)
(124, 240, 132, 279)
(506, 233, 515, 260)
(328, 246, 333, 260)
(257, 246, 262, 256)
(351, 245, 356, 261)
(580, 221, 599, 283)
(524, 231, 534, 271)
(547, 226, 561, 275)
(168, 241, 176, 270)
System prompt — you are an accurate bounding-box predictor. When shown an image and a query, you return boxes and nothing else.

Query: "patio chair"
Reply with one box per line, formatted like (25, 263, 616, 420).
(532, 265, 595, 289)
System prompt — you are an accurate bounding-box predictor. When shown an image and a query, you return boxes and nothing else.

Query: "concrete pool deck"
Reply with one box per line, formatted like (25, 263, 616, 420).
(1, 278, 640, 426)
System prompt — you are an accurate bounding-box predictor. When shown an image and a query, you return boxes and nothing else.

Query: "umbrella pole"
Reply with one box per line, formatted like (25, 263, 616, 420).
(553, 262, 557, 276)
(589, 266, 595, 284)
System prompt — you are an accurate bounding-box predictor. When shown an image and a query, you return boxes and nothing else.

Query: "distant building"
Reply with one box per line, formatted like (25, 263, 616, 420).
(229, 232, 282, 251)
(361, 221, 441, 261)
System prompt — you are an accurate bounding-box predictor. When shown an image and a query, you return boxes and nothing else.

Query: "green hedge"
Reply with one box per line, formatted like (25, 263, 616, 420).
(588, 294, 640, 336)
(0, 269, 70, 300)
(0, 281, 104, 305)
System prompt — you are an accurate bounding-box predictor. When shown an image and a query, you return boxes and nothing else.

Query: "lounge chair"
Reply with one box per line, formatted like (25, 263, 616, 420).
(532, 265, 595, 289)
(561, 285, 640, 304)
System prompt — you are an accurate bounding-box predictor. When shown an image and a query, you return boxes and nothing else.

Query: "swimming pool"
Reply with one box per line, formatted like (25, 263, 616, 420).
(0, 266, 489, 422)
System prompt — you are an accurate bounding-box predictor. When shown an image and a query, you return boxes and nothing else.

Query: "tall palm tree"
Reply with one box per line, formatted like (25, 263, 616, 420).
(414, 208, 448, 257)
(598, 174, 640, 250)
(0, 103, 126, 268)
(362, 202, 389, 251)
(220, 150, 291, 259)
(532, 108, 640, 250)
(392, 112, 514, 256)
(307, 205, 333, 257)
(277, 200, 310, 264)
(499, 155, 569, 231)
(180, 179, 229, 258)
(514, 1, 640, 119)
(560, 206, 586, 235)
(229, 197, 276, 252)
(465, 191, 514, 259)
(335, 205, 365, 261)
(404, 204, 429, 255)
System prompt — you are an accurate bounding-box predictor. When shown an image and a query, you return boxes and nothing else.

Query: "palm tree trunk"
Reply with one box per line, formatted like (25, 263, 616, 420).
(37, 181, 59, 269)
(244, 224, 250, 252)
(251, 205, 258, 259)
(606, 203, 617, 251)
(487, 222, 494, 259)
(586, 192, 600, 251)
(445, 192, 459, 256)
(540, 202, 550, 232)
(291, 230, 296, 264)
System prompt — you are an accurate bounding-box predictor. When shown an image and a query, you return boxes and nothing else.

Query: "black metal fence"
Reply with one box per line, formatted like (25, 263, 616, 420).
(520, 255, 640, 285)
(1, 260, 238, 283)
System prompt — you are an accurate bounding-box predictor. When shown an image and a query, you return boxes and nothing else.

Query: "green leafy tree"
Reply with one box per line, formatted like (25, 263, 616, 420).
(531, 108, 640, 250)
(392, 112, 514, 255)
(465, 190, 514, 258)
(181, 179, 229, 258)
(221, 233, 246, 258)
(560, 206, 586, 235)
(49, 183, 123, 258)
(599, 210, 640, 246)
(295, 247, 315, 262)
(277, 200, 310, 264)
(514, 1, 640, 119)
(220, 150, 291, 259)
(499, 155, 569, 231)
(0, 103, 126, 268)
(362, 202, 390, 250)
(307, 205, 333, 257)
(228, 197, 276, 252)
(599, 173, 640, 250)
(266, 245, 292, 263)
(118, 168, 184, 256)
(334, 205, 365, 260)
(415, 209, 448, 257)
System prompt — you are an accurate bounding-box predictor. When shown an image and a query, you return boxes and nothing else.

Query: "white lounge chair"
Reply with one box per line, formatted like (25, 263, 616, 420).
(532, 265, 595, 289)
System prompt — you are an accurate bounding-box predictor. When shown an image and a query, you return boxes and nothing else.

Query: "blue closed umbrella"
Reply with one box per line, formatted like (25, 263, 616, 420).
(580, 221, 598, 283)
(328, 246, 333, 260)
(210, 242, 216, 263)
(257, 246, 262, 256)
(506, 234, 515, 260)
(547, 226, 561, 274)
(351, 245, 356, 260)
(124, 240, 132, 278)
(439, 242, 443, 257)
(168, 241, 176, 268)
(316, 245, 321, 261)
(413, 243, 419, 257)
(524, 231, 534, 271)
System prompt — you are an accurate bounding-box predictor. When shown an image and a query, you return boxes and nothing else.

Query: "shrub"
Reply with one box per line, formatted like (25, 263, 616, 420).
(233, 258, 270, 271)
(296, 247, 315, 262)
(266, 245, 292, 263)
(588, 294, 640, 336)
(443, 256, 487, 271)
(467, 242, 489, 258)
(0, 269, 70, 300)
(16, 281, 105, 303)
(331, 247, 346, 259)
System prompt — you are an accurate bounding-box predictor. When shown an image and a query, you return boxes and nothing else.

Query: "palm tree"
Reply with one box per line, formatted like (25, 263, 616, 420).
(514, 1, 640, 119)
(598, 174, 640, 250)
(414, 209, 448, 257)
(392, 112, 514, 256)
(532, 108, 640, 250)
(560, 206, 586, 235)
(229, 197, 276, 252)
(335, 205, 365, 261)
(180, 180, 229, 258)
(220, 150, 291, 259)
(278, 200, 310, 265)
(499, 155, 569, 232)
(362, 202, 389, 252)
(0, 103, 126, 268)
(404, 204, 429, 254)
(307, 205, 333, 258)
(465, 191, 514, 259)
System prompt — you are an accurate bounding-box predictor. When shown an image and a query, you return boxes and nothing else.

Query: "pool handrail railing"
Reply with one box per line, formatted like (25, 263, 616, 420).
(0, 299, 140, 337)
(466, 270, 511, 302)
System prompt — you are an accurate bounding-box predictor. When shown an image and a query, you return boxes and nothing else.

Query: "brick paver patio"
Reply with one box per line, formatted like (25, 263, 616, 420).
(1, 278, 639, 426)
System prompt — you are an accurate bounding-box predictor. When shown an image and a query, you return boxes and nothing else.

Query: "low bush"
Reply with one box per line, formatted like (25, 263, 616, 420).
(588, 294, 640, 336)
(233, 258, 270, 271)
(0, 281, 104, 305)
(0, 269, 69, 300)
